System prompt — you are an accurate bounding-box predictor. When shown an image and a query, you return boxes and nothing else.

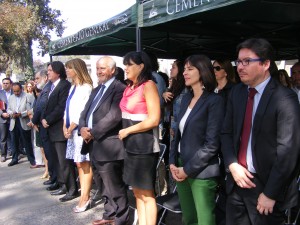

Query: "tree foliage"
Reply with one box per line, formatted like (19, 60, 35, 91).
(0, 0, 65, 80)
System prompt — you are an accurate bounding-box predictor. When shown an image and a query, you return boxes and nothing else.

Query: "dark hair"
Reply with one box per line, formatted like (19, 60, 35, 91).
(213, 59, 236, 83)
(158, 71, 169, 87)
(184, 55, 217, 92)
(2, 78, 12, 84)
(145, 51, 159, 71)
(115, 67, 127, 85)
(278, 69, 293, 88)
(236, 38, 277, 76)
(48, 61, 67, 80)
(123, 51, 153, 86)
(12, 82, 22, 90)
(170, 59, 185, 99)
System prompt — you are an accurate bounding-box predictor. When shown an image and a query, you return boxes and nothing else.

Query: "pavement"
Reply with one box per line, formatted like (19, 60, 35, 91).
(0, 156, 105, 225)
(0, 156, 182, 225)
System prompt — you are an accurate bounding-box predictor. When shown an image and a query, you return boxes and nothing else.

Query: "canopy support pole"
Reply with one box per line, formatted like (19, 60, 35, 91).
(136, 26, 141, 52)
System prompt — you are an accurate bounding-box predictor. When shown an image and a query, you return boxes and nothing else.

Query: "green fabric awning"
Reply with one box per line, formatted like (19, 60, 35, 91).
(49, 4, 137, 56)
(138, 0, 246, 27)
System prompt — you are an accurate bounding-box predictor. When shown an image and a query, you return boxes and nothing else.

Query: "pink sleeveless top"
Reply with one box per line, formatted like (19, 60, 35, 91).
(120, 81, 159, 154)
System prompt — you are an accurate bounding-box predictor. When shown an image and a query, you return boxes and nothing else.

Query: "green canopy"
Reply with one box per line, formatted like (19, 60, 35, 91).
(138, 0, 300, 60)
(49, 4, 137, 56)
(49, 0, 300, 60)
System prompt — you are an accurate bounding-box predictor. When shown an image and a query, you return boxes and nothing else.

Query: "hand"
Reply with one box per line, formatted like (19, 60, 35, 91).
(176, 167, 188, 180)
(27, 121, 33, 128)
(33, 124, 39, 132)
(162, 91, 173, 102)
(118, 129, 129, 140)
(27, 110, 33, 119)
(257, 193, 276, 215)
(170, 164, 186, 182)
(12, 112, 21, 118)
(80, 127, 92, 140)
(41, 119, 49, 128)
(229, 162, 256, 189)
(1, 112, 10, 118)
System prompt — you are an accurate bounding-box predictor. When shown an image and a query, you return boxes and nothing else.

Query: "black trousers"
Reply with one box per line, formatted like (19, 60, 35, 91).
(10, 118, 35, 165)
(51, 140, 77, 195)
(226, 175, 286, 225)
(92, 159, 129, 225)
(39, 124, 57, 182)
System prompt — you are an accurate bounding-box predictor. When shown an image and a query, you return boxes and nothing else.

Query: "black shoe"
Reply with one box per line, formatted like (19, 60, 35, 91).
(59, 193, 79, 202)
(50, 188, 67, 196)
(46, 182, 59, 191)
(8, 161, 18, 167)
(43, 180, 55, 185)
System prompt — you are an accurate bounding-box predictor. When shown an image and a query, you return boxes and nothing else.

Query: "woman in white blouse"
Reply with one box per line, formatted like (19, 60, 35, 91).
(63, 58, 93, 213)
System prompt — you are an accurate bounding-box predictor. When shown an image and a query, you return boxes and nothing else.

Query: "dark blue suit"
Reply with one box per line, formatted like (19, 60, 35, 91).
(221, 78, 300, 225)
(31, 82, 56, 181)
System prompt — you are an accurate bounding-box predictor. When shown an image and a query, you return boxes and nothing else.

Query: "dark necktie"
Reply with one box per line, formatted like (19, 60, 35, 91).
(65, 86, 76, 128)
(48, 84, 55, 98)
(86, 85, 106, 124)
(238, 88, 257, 168)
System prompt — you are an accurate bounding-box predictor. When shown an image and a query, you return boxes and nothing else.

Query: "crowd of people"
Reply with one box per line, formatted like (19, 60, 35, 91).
(0, 38, 300, 225)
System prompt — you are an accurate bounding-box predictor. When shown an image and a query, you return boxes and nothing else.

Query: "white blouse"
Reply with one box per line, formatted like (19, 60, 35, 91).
(64, 83, 92, 126)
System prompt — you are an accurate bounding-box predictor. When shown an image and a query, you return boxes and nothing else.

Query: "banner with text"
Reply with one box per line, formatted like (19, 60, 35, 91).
(49, 4, 137, 55)
(138, 0, 246, 27)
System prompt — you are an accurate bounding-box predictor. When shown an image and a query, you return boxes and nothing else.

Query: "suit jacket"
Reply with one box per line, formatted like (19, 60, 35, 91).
(43, 79, 71, 142)
(221, 78, 300, 210)
(78, 79, 126, 162)
(0, 89, 12, 124)
(169, 90, 224, 179)
(32, 82, 52, 125)
(7, 92, 32, 131)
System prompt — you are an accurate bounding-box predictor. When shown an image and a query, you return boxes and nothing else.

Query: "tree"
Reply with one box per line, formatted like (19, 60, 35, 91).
(0, 0, 64, 80)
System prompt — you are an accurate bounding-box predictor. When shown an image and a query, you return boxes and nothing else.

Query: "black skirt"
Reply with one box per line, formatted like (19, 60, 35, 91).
(123, 151, 159, 190)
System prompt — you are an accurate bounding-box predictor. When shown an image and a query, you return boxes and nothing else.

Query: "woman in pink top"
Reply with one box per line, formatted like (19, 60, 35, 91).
(119, 51, 161, 225)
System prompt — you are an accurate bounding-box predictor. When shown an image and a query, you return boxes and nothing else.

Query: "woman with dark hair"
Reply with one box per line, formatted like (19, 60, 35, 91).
(119, 51, 160, 225)
(169, 54, 224, 225)
(278, 69, 293, 88)
(213, 59, 236, 101)
(162, 60, 187, 158)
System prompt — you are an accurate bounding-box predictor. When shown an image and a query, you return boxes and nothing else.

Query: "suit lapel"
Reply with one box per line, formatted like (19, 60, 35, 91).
(236, 85, 248, 147)
(94, 79, 116, 112)
(252, 79, 275, 147)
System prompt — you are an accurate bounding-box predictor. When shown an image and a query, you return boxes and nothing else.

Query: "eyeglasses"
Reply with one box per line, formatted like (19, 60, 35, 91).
(213, 66, 224, 71)
(235, 58, 263, 66)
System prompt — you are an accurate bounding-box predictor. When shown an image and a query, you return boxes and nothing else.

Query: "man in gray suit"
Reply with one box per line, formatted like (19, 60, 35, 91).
(7, 82, 36, 167)
(0, 78, 13, 162)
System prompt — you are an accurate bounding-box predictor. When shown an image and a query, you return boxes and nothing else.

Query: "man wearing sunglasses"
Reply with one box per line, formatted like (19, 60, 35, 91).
(221, 38, 300, 225)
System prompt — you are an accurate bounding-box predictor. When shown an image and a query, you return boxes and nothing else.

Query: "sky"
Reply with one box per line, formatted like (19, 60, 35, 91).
(33, 0, 136, 61)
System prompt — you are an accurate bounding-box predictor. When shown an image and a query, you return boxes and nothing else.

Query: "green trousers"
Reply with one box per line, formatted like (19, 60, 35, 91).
(176, 162, 218, 225)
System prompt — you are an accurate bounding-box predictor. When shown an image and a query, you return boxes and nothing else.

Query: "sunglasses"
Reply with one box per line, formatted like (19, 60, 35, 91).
(213, 66, 224, 71)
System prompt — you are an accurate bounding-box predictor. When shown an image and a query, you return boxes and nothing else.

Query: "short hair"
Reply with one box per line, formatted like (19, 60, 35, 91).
(236, 38, 277, 76)
(184, 54, 217, 92)
(12, 82, 22, 90)
(2, 78, 12, 84)
(38, 69, 48, 78)
(123, 51, 153, 86)
(48, 61, 67, 79)
(213, 59, 236, 83)
(145, 51, 159, 71)
(291, 62, 300, 72)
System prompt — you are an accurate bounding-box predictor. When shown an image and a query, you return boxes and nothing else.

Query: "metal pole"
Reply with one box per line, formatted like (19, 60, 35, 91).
(136, 26, 141, 52)
(50, 55, 53, 62)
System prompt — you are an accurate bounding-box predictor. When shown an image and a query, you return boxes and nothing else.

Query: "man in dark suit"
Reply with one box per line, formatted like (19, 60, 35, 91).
(221, 38, 300, 225)
(42, 61, 78, 202)
(78, 56, 128, 225)
(30, 70, 57, 183)
(0, 78, 13, 162)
